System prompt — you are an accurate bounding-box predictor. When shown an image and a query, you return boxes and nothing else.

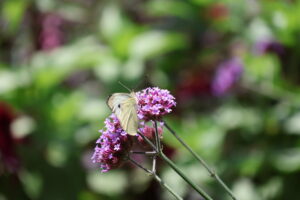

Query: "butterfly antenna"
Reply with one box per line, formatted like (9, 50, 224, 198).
(118, 81, 132, 92)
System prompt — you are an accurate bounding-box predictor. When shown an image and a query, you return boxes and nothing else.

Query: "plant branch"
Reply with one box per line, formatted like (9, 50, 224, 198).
(130, 151, 157, 155)
(153, 173, 183, 200)
(163, 120, 237, 200)
(154, 120, 162, 152)
(152, 123, 214, 200)
(128, 157, 183, 200)
(152, 155, 157, 174)
(137, 132, 158, 151)
(159, 152, 213, 200)
(128, 157, 152, 174)
(138, 124, 214, 199)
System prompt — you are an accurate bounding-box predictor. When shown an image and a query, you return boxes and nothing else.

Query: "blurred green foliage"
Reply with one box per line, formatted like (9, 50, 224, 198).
(1, 0, 300, 199)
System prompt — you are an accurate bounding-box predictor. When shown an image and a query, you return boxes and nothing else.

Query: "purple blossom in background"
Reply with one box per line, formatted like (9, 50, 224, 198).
(91, 114, 132, 172)
(212, 58, 243, 96)
(136, 87, 176, 121)
(39, 13, 64, 51)
(254, 39, 284, 56)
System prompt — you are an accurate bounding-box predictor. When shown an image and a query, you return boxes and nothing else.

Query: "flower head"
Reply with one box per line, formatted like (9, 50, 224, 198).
(212, 58, 243, 96)
(136, 87, 176, 121)
(91, 114, 132, 172)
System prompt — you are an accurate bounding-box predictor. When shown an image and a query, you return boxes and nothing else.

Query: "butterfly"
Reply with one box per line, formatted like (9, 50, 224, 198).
(107, 91, 139, 136)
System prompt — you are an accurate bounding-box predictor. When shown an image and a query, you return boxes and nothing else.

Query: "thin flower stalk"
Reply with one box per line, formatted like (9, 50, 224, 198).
(163, 120, 238, 200)
(139, 127, 214, 200)
(154, 121, 162, 153)
(153, 173, 183, 200)
(159, 152, 213, 200)
(130, 151, 157, 155)
(128, 157, 183, 200)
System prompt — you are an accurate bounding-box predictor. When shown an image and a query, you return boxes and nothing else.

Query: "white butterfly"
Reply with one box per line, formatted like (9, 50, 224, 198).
(107, 91, 139, 136)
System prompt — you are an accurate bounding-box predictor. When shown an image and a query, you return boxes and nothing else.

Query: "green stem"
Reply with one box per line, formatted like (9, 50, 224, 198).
(137, 132, 157, 151)
(151, 123, 214, 200)
(130, 151, 157, 155)
(153, 173, 183, 200)
(128, 157, 183, 200)
(163, 120, 238, 200)
(160, 152, 213, 200)
(128, 157, 152, 174)
(154, 120, 162, 152)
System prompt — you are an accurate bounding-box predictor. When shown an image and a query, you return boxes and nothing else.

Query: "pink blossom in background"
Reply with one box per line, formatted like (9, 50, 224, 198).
(39, 13, 64, 51)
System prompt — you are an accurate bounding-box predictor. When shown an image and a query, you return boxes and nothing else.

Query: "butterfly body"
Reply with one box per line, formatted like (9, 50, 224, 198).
(107, 92, 138, 135)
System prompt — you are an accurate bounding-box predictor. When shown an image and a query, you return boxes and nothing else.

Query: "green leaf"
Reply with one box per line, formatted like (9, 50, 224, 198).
(129, 31, 186, 59)
(272, 148, 300, 173)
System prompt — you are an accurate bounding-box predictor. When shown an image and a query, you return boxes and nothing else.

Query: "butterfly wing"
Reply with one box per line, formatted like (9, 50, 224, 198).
(107, 93, 138, 135)
(119, 98, 138, 135)
(107, 93, 131, 111)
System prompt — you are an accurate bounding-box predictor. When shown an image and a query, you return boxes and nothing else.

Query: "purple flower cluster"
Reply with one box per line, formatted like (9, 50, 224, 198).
(91, 114, 132, 172)
(136, 87, 176, 121)
(212, 58, 243, 96)
(92, 87, 176, 172)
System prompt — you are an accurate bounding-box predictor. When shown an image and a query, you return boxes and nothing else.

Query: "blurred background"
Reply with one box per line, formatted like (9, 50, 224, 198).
(1, 0, 300, 199)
